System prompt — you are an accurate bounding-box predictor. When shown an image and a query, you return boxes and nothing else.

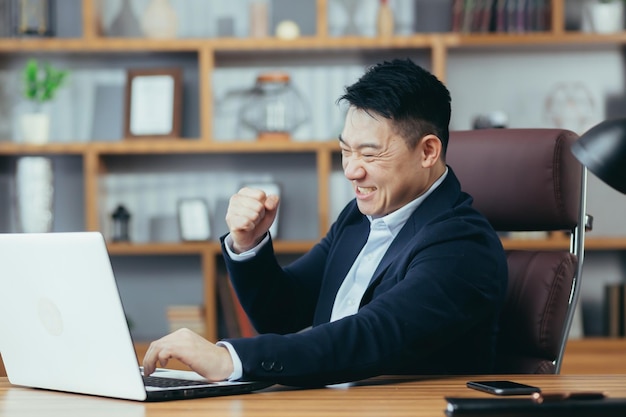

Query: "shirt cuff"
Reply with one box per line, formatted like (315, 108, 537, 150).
(224, 233, 270, 261)
(216, 341, 243, 381)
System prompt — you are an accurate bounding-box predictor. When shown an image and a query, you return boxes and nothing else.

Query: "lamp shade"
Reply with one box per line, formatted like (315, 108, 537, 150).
(571, 118, 626, 194)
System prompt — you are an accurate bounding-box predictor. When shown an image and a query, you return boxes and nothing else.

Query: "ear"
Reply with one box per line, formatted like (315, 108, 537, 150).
(419, 134, 443, 168)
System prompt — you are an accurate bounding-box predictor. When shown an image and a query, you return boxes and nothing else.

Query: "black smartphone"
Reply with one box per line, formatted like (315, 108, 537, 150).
(466, 380, 541, 396)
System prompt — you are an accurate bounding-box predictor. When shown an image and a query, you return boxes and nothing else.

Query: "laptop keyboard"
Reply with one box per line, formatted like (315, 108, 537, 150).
(143, 375, 209, 388)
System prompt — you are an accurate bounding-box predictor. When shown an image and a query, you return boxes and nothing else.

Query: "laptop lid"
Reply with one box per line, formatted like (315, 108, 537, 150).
(0, 232, 270, 401)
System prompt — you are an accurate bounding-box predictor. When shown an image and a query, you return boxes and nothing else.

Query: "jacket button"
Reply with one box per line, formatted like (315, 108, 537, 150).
(261, 360, 284, 372)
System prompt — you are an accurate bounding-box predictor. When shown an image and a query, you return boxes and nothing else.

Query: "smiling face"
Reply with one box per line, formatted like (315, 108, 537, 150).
(340, 106, 445, 217)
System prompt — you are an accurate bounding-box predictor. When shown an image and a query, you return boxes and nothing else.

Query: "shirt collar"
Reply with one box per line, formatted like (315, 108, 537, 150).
(367, 167, 449, 235)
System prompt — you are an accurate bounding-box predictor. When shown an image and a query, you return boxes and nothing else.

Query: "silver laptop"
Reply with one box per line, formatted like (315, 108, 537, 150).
(0, 232, 271, 401)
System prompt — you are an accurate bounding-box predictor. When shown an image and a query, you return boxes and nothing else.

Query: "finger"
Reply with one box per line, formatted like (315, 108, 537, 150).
(227, 194, 269, 232)
(143, 337, 172, 375)
(264, 194, 280, 211)
(142, 345, 157, 376)
(228, 191, 265, 214)
(158, 354, 170, 369)
(237, 187, 268, 201)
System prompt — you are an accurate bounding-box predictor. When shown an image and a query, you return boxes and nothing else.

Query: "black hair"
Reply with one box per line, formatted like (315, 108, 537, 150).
(337, 58, 451, 154)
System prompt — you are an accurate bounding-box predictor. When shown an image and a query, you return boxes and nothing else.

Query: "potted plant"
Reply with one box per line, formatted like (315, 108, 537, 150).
(583, 0, 625, 33)
(20, 59, 68, 144)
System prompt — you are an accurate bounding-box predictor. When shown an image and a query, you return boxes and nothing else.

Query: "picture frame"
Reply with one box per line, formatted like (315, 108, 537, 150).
(177, 198, 211, 241)
(124, 68, 182, 139)
(14, 0, 55, 37)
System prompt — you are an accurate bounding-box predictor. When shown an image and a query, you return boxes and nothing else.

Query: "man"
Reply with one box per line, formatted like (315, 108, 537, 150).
(143, 58, 508, 387)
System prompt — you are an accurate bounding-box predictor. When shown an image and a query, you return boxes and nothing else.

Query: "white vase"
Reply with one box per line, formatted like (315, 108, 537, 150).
(20, 112, 50, 144)
(582, 1, 624, 34)
(141, 0, 178, 38)
(15, 157, 54, 233)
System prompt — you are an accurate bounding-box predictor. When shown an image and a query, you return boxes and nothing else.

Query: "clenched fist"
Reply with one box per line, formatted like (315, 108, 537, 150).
(225, 187, 280, 253)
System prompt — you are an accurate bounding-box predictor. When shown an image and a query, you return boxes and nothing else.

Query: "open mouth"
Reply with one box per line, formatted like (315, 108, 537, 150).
(357, 186, 376, 195)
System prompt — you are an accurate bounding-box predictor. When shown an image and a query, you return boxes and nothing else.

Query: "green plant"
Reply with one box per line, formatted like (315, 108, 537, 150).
(22, 59, 68, 105)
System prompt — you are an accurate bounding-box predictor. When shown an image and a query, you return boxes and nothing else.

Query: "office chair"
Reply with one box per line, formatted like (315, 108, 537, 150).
(446, 128, 587, 374)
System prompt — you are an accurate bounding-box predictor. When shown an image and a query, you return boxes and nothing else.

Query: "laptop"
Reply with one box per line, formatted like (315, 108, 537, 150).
(0, 231, 272, 401)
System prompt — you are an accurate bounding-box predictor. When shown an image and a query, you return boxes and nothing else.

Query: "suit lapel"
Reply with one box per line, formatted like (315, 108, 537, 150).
(314, 213, 369, 324)
(362, 169, 463, 302)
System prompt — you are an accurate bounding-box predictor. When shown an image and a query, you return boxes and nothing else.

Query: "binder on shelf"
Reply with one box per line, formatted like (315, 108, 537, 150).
(229, 281, 257, 338)
(452, 0, 466, 32)
(604, 283, 625, 337)
(166, 304, 206, 336)
(216, 272, 257, 339)
(217, 272, 241, 339)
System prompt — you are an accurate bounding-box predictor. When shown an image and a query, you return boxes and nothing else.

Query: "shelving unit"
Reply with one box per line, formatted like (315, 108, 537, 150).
(1, 0, 625, 342)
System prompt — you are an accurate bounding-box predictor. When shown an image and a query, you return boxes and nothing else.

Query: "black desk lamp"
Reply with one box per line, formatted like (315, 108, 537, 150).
(571, 118, 626, 194)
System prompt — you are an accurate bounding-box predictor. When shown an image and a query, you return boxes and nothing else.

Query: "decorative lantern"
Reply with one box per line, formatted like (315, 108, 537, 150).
(239, 72, 308, 141)
(111, 204, 131, 242)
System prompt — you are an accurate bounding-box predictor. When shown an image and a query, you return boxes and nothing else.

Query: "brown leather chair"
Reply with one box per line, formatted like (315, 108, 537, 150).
(446, 128, 587, 374)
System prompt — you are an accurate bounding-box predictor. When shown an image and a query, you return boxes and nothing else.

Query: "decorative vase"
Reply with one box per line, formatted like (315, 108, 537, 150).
(249, 0, 269, 38)
(141, 0, 178, 39)
(107, 0, 142, 37)
(336, 0, 360, 36)
(19, 112, 50, 144)
(15, 156, 54, 233)
(376, 0, 395, 37)
(582, 1, 624, 33)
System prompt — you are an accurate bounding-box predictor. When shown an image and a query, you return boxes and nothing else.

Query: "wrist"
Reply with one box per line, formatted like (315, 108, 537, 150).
(215, 341, 242, 381)
(232, 233, 267, 254)
(218, 346, 235, 379)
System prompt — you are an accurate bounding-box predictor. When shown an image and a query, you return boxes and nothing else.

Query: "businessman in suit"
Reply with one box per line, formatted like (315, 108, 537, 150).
(143, 58, 508, 387)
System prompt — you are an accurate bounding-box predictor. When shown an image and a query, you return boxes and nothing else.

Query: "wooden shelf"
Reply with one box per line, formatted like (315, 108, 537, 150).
(100, 238, 626, 256)
(4, 31, 626, 53)
(502, 237, 626, 251)
(0, 140, 338, 155)
(0, 142, 91, 155)
(107, 241, 218, 256)
(584, 237, 626, 251)
(445, 31, 626, 48)
(106, 241, 315, 256)
(561, 338, 626, 374)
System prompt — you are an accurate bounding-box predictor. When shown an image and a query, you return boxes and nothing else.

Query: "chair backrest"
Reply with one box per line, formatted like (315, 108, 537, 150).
(446, 128, 586, 374)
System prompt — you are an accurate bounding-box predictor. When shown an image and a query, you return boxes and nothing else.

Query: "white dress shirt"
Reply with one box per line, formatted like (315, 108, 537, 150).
(221, 168, 448, 380)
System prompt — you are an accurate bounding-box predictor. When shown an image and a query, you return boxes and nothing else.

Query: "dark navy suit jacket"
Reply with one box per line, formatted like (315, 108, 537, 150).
(221, 168, 508, 387)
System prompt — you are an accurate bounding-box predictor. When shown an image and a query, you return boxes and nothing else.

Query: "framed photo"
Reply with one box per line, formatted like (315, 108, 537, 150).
(178, 198, 211, 241)
(15, 0, 54, 37)
(124, 68, 182, 139)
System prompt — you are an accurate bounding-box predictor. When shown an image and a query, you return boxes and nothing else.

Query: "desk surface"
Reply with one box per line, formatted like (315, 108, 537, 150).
(2, 374, 626, 416)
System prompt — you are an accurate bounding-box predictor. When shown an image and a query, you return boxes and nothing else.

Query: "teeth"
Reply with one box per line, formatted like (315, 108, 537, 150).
(357, 187, 375, 194)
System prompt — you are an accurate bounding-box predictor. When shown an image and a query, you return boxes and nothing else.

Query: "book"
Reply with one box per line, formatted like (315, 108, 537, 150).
(0, 0, 15, 37)
(166, 304, 206, 337)
(216, 272, 241, 339)
(461, 0, 475, 33)
(216, 271, 257, 339)
(452, 0, 466, 32)
(479, 0, 496, 33)
(496, 0, 508, 33)
(228, 280, 257, 338)
(604, 283, 625, 337)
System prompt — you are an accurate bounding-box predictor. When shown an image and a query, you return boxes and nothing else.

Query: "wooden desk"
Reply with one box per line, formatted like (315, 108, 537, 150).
(2, 374, 626, 416)
(4, 338, 626, 378)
